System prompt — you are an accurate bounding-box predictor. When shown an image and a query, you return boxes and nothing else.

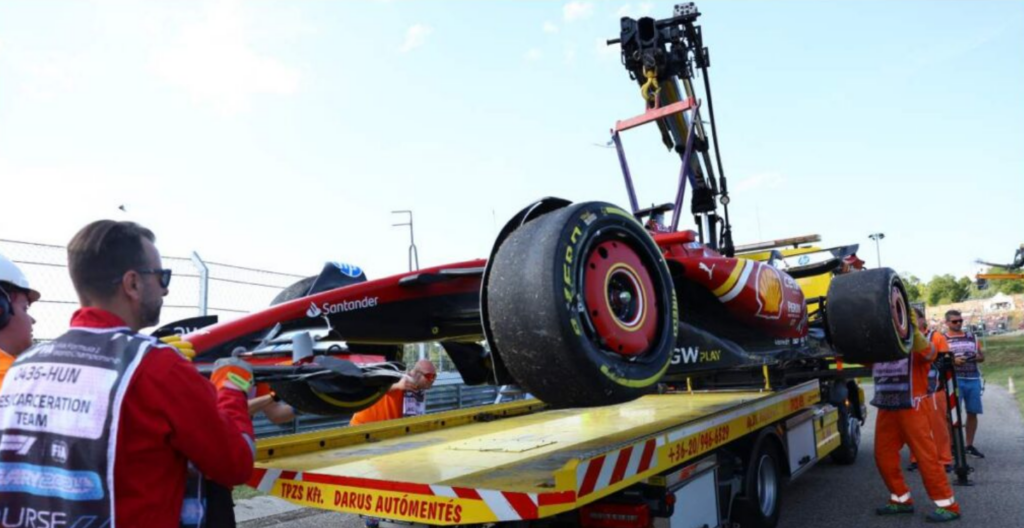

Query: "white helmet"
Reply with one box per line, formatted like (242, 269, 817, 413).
(0, 253, 41, 303)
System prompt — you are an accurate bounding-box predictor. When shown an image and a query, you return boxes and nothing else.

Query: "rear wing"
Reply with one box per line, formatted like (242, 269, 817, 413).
(734, 235, 822, 254)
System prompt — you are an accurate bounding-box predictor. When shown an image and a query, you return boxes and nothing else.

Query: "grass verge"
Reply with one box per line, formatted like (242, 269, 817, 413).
(233, 485, 265, 502)
(978, 334, 1024, 415)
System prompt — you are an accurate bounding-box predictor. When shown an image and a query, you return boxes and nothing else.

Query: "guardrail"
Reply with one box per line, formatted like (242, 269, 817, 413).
(254, 383, 527, 438)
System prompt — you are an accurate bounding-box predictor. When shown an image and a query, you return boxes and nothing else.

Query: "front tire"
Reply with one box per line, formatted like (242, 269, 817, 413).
(486, 202, 677, 407)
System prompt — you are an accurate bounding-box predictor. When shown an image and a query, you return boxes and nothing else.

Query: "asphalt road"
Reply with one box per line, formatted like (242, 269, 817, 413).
(238, 385, 1024, 528)
(778, 384, 1024, 528)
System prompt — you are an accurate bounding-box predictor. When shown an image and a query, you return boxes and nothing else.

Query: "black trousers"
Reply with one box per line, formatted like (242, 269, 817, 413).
(205, 480, 237, 527)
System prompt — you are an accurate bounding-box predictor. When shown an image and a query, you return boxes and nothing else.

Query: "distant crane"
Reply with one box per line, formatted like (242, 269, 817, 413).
(974, 244, 1024, 289)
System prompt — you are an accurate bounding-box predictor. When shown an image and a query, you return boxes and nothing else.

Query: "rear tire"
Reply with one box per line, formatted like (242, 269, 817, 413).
(826, 268, 914, 364)
(486, 202, 677, 408)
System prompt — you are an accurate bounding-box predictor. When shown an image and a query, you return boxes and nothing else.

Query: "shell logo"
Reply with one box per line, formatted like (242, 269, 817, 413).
(756, 267, 783, 319)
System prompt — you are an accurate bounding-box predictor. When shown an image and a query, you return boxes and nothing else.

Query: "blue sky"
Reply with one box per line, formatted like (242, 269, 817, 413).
(1, 0, 1021, 284)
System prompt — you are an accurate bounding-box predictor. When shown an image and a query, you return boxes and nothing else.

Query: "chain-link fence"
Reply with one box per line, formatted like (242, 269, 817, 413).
(1, 239, 504, 437)
(0, 239, 307, 340)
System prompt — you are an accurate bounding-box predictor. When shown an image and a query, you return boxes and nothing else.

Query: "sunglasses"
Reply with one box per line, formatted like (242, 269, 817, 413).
(948, 319, 963, 324)
(111, 268, 173, 288)
(414, 371, 437, 381)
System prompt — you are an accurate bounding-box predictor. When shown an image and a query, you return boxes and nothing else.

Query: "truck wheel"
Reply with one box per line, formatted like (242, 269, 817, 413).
(734, 441, 783, 528)
(829, 403, 861, 465)
(486, 202, 677, 407)
(826, 268, 914, 364)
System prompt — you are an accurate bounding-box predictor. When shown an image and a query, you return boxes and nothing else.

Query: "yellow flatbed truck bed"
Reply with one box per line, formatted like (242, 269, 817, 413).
(247, 380, 842, 526)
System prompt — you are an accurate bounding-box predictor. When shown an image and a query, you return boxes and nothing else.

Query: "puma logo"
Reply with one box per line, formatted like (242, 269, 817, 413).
(699, 262, 715, 281)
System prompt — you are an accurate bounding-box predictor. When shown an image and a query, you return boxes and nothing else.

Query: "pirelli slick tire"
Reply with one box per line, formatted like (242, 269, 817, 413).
(486, 201, 677, 408)
(269, 275, 393, 416)
(826, 268, 914, 364)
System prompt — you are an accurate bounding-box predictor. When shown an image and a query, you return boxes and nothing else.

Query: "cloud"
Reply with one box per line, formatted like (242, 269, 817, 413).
(615, 3, 653, 19)
(524, 48, 543, 61)
(149, 0, 300, 114)
(564, 46, 577, 63)
(16, 52, 87, 100)
(400, 24, 433, 53)
(543, 21, 559, 34)
(734, 172, 787, 193)
(2, 49, 89, 101)
(563, 2, 594, 22)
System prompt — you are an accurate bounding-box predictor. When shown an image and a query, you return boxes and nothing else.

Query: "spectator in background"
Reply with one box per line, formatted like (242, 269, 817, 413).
(943, 309, 986, 458)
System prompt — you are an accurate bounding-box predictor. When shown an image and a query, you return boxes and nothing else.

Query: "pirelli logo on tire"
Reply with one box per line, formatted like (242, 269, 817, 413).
(565, 223, 585, 336)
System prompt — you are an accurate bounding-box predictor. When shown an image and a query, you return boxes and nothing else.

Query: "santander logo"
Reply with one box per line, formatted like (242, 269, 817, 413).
(305, 297, 379, 319)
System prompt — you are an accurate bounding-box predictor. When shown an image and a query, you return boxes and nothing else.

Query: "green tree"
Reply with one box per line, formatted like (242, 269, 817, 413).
(927, 274, 971, 305)
(927, 275, 954, 305)
(902, 273, 924, 302)
(954, 277, 973, 302)
(987, 266, 1024, 295)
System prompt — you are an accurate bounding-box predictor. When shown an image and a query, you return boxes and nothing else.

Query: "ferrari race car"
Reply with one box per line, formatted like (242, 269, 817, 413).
(165, 4, 915, 412)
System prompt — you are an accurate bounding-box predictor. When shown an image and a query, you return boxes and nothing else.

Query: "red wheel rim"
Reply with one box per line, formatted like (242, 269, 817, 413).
(584, 240, 659, 356)
(890, 285, 909, 340)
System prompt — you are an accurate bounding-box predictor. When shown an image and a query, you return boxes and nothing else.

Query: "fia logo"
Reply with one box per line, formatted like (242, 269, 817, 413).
(50, 440, 68, 464)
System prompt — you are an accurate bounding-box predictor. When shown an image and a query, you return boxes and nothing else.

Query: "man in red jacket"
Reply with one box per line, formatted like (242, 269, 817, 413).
(0, 220, 255, 528)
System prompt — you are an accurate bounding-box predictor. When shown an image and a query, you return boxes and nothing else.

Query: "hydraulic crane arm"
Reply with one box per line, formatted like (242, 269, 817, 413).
(608, 2, 735, 255)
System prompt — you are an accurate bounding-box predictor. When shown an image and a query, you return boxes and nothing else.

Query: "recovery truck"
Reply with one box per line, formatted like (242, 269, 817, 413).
(247, 378, 854, 528)
(234, 4, 892, 527)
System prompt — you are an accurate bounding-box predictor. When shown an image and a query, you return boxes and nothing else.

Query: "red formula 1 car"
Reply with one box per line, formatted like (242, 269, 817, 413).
(165, 5, 913, 412)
